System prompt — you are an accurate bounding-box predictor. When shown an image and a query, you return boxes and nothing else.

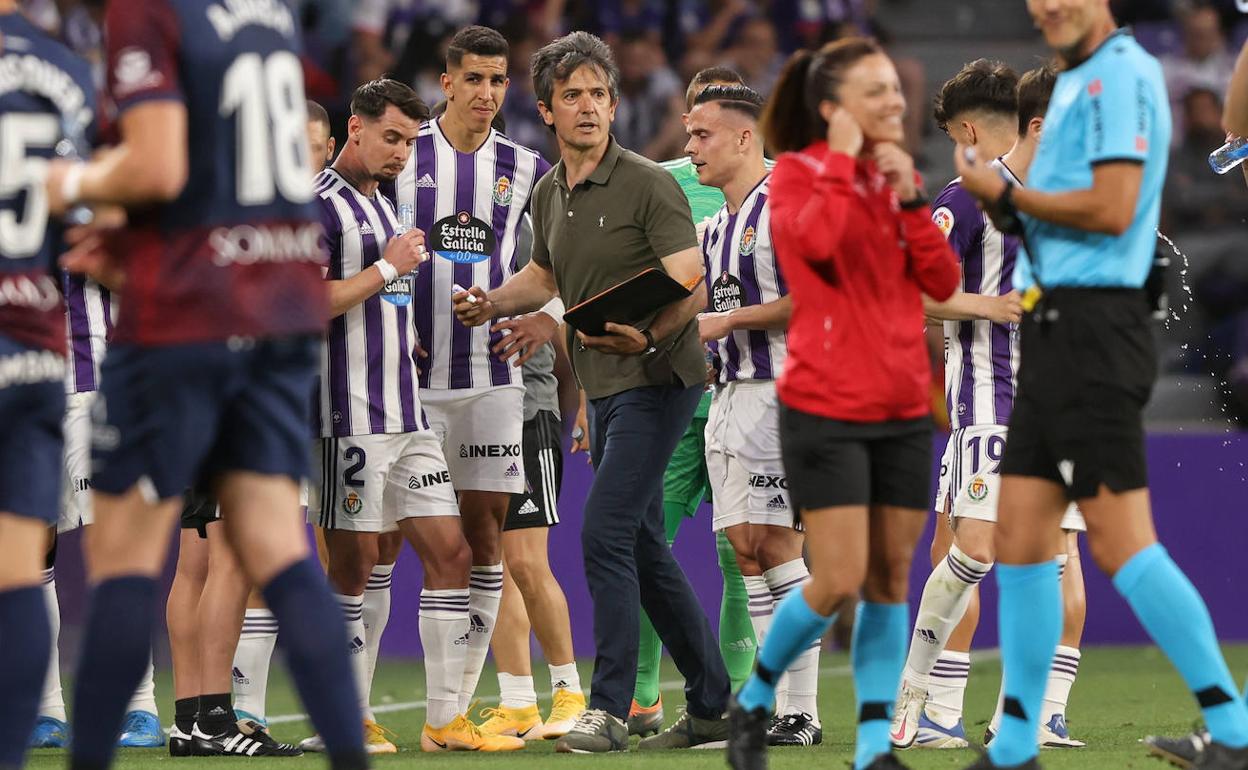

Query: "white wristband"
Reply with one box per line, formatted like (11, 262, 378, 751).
(61, 162, 85, 206)
(375, 259, 399, 283)
(538, 296, 566, 325)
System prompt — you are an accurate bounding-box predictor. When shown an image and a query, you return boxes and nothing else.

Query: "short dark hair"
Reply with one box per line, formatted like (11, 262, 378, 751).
(306, 99, 330, 129)
(761, 37, 884, 154)
(350, 78, 429, 122)
(932, 59, 1019, 133)
(430, 98, 507, 133)
(1016, 63, 1058, 134)
(693, 84, 764, 120)
(447, 25, 509, 69)
(530, 31, 620, 108)
(685, 66, 744, 110)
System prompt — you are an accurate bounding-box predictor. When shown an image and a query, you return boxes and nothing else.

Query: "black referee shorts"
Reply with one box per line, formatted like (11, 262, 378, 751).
(779, 405, 933, 517)
(504, 410, 563, 531)
(1001, 288, 1156, 499)
(181, 485, 220, 539)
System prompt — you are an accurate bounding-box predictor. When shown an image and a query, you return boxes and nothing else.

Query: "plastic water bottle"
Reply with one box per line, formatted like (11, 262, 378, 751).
(396, 202, 414, 234)
(382, 203, 417, 306)
(1208, 136, 1248, 175)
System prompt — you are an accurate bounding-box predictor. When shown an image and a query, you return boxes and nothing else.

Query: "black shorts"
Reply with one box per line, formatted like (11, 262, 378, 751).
(505, 410, 563, 531)
(181, 486, 220, 539)
(779, 405, 933, 516)
(1001, 288, 1155, 499)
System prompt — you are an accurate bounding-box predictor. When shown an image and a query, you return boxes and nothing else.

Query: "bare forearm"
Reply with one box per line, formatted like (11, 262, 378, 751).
(923, 291, 993, 321)
(649, 283, 708, 341)
(1225, 41, 1248, 136)
(725, 296, 791, 331)
(80, 105, 188, 205)
(491, 262, 557, 317)
(327, 267, 386, 318)
(1013, 184, 1130, 236)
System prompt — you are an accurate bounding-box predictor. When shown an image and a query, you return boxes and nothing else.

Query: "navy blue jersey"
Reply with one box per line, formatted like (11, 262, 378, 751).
(105, 0, 326, 344)
(0, 11, 95, 354)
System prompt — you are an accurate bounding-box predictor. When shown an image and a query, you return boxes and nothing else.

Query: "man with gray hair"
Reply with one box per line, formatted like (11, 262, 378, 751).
(454, 31, 731, 754)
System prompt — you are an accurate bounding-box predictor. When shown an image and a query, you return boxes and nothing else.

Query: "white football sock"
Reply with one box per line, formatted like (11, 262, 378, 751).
(766, 560, 819, 721)
(548, 662, 582, 695)
(1055, 552, 1069, 582)
(363, 564, 394, 720)
(39, 569, 66, 722)
(498, 673, 538, 708)
(126, 658, 159, 716)
(1042, 645, 1081, 724)
(990, 682, 1005, 736)
(903, 544, 992, 688)
(458, 564, 503, 713)
(232, 608, 278, 722)
(335, 593, 369, 718)
(925, 651, 971, 727)
(421, 588, 470, 728)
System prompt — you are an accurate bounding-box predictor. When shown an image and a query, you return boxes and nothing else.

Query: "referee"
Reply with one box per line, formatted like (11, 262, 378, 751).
(955, 3, 1248, 769)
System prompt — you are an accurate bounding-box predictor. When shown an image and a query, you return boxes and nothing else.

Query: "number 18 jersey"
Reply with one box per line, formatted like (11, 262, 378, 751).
(104, 0, 326, 345)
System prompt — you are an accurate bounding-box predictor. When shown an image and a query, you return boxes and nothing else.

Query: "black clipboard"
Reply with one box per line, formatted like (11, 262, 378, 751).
(564, 268, 697, 337)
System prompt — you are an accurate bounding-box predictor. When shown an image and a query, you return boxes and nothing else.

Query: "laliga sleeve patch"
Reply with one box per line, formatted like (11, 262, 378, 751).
(932, 206, 955, 238)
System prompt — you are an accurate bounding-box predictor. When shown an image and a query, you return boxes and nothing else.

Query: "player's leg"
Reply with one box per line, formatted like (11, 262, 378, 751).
(191, 520, 252, 748)
(480, 559, 541, 737)
(232, 588, 278, 726)
(362, 532, 401, 721)
(1037, 523, 1087, 748)
(31, 533, 68, 749)
(322, 528, 379, 723)
(167, 527, 208, 756)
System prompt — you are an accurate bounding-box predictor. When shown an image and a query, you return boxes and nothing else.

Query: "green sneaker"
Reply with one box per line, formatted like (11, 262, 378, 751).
(637, 708, 729, 750)
(554, 709, 628, 753)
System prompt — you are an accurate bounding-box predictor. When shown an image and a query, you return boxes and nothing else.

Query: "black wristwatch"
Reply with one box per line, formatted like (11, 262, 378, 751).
(899, 192, 928, 210)
(991, 182, 1024, 235)
(640, 328, 657, 355)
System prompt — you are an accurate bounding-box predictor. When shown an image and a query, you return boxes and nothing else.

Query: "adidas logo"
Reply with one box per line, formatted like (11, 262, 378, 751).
(415, 173, 437, 189)
(232, 666, 249, 684)
(553, 679, 569, 689)
(517, 499, 540, 515)
(504, 462, 521, 478)
(358, 221, 374, 235)
(766, 494, 786, 511)
(470, 613, 488, 633)
(917, 628, 938, 645)
(349, 636, 365, 653)
(725, 638, 756, 653)
(454, 632, 470, 646)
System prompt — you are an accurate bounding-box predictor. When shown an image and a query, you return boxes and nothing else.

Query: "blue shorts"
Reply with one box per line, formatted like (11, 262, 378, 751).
(92, 335, 319, 500)
(0, 336, 65, 523)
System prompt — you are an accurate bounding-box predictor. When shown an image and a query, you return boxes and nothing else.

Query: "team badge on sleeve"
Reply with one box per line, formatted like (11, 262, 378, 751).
(932, 206, 955, 238)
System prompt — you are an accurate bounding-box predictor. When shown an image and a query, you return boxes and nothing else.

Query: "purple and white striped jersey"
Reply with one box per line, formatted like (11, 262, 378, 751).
(700, 175, 787, 383)
(932, 160, 1022, 429)
(62, 273, 112, 395)
(391, 119, 550, 391)
(316, 168, 428, 438)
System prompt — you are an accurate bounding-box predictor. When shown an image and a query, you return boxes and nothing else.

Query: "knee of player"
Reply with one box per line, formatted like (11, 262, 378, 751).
(506, 554, 551, 594)
(753, 533, 801, 571)
(803, 571, 855, 616)
(1084, 532, 1133, 577)
(863, 552, 914, 603)
(326, 552, 376, 595)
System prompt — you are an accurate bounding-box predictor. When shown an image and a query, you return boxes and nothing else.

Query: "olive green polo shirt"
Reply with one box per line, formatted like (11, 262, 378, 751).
(531, 137, 704, 400)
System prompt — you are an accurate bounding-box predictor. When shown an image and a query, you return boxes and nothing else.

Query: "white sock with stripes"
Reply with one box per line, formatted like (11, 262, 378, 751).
(363, 564, 394, 720)
(743, 575, 780, 709)
(902, 544, 992, 689)
(458, 564, 503, 713)
(766, 560, 819, 721)
(39, 568, 66, 722)
(1042, 645, 1081, 726)
(335, 593, 369, 718)
(421, 589, 471, 727)
(924, 651, 971, 727)
(232, 608, 278, 723)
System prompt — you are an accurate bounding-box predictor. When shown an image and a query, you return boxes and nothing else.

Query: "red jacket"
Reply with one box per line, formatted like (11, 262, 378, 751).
(771, 143, 959, 423)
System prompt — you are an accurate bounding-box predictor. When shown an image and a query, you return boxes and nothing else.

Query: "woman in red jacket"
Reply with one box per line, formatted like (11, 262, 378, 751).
(727, 38, 960, 770)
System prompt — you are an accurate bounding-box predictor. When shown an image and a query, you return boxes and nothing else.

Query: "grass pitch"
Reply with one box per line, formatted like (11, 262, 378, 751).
(29, 644, 1248, 769)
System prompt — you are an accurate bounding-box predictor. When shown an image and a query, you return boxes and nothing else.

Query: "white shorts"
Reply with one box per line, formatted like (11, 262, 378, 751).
(58, 391, 95, 533)
(936, 425, 1085, 532)
(705, 380, 794, 532)
(310, 431, 459, 533)
(419, 386, 525, 494)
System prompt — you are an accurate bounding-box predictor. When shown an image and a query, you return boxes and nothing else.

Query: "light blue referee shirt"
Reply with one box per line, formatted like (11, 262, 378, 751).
(1016, 29, 1171, 290)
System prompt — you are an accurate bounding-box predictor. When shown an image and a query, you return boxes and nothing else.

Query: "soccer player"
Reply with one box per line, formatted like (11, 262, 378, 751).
(619, 65, 760, 739)
(306, 78, 521, 754)
(727, 37, 960, 770)
(890, 61, 1088, 751)
(229, 99, 338, 731)
(0, 4, 93, 768)
(30, 273, 165, 752)
(45, 1, 370, 768)
(388, 25, 559, 715)
(686, 84, 824, 747)
(953, 2, 1248, 768)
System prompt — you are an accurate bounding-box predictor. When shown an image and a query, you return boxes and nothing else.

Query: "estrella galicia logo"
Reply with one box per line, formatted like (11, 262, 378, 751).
(748, 473, 787, 490)
(380, 273, 413, 306)
(432, 211, 496, 264)
(712, 272, 745, 313)
(459, 443, 520, 458)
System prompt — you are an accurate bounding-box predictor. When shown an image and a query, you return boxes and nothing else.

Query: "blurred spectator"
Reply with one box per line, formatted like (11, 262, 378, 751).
(724, 16, 784, 96)
(612, 32, 686, 157)
(1163, 88, 1248, 231)
(590, 0, 666, 46)
(1162, 4, 1235, 141)
(500, 34, 557, 160)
